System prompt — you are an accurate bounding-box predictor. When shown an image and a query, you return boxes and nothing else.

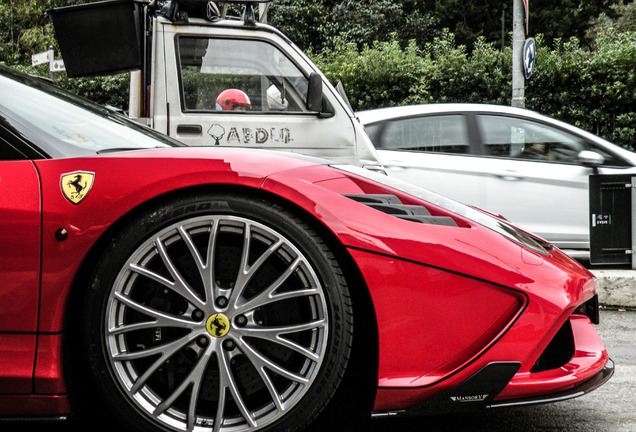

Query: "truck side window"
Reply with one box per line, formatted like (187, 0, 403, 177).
(178, 37, 309, 114)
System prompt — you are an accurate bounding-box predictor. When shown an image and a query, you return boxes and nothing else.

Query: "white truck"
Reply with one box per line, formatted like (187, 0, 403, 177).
(49, 0, 383, 171)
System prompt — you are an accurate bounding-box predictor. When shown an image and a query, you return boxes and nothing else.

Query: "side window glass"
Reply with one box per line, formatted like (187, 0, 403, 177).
(0, 138, 27, 160)
(380, 115, 470, 154)
(178, 37, 309, 113)
(478, 114, 628, 166)
(364, 123, 383, 146)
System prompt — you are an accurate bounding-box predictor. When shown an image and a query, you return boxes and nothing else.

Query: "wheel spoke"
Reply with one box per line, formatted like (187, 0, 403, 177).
(242, 330, 321, 363)
(227, 223, 253, 306)
(217, 348, 258, 430)
(154, 238, 207, 308)
(229, 224, 287, 304)
(113, 331, 197, 362)
(178, 220, 218, 303)
(153, 348, 213, 419)
(187, 372, 205, 432)
(129, 259, 205, 309)
(239, 338, 310, 385)
(110, 292, 196, 335)
(234, 259, 315, 314)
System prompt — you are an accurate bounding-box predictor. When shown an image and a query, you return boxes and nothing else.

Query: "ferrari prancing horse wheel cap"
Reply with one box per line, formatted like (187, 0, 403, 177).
(206, 313, 231, 338)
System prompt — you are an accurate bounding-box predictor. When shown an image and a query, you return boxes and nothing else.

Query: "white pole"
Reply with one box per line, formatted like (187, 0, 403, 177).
(49, 46, 55, 81)
(129, 70, 142, 118)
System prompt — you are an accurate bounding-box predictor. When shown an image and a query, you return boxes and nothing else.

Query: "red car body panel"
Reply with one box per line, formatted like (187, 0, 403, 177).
(0, 147, 610, 419)
(0, 161, 41, 333)
(0, 335, 36, 394)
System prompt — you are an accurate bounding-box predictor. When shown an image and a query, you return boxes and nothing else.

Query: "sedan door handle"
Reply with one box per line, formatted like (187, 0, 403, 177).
(492, 171, 523, 181)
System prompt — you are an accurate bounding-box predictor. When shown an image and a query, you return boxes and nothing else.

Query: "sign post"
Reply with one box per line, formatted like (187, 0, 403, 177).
(511, 0, 526, 107)
(31, 46, 66, 81)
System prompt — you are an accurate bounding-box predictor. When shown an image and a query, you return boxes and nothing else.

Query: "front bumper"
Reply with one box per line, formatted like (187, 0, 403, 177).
(372, 314, 613, 417)
(489, 358, 614, 409)
(494, 315, 610, 401)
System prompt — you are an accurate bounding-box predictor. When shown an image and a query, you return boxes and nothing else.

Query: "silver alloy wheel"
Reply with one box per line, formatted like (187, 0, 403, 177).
(105, 215, 329, 432)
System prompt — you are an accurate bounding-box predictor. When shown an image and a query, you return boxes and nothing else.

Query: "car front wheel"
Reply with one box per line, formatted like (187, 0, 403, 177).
(82, 193, 353, 432)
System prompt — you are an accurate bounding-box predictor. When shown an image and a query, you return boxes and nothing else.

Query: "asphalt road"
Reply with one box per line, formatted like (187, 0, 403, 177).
(2, 309, 634, 432)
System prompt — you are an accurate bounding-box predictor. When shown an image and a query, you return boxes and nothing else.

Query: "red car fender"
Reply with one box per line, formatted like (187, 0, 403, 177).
(35, 148, 316, 333)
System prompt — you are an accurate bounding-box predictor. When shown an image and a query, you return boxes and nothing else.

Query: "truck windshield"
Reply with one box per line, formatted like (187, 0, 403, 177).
(178, 37, 309, 113)
(0, 65, 179, 158)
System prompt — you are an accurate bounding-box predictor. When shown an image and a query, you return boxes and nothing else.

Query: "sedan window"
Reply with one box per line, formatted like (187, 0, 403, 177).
(478, 114, 627, 166)
(379, 115, 470, 153)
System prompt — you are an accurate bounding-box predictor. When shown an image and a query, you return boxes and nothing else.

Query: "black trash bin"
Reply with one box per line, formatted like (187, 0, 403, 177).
(589, 174, 635, 266)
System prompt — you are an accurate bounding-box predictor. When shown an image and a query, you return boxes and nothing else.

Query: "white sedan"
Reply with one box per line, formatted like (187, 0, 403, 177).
(357, 103, 636, 257)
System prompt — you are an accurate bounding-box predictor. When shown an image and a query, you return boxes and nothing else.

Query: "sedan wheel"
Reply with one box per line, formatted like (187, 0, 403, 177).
(82, 194, 352, 432)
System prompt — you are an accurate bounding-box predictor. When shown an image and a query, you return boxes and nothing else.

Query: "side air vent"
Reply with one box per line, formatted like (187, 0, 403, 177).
(344, 194, 458, 227)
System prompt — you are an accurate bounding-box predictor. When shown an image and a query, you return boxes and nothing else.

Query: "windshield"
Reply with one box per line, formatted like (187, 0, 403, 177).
(0, 65, 180, 158)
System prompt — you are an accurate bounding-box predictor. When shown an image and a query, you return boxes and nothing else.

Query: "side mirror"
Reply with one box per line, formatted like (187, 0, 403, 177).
(578, 150, 605, 174)
(579, 150, 605, 166)
(306, 72, 323, 112)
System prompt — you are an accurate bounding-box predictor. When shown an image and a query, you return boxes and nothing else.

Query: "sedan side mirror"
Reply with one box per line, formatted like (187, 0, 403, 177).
(578, 150, 605, 174)
(578, 150, 605, 166)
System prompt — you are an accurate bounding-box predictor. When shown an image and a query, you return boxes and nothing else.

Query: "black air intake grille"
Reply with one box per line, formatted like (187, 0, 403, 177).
(344, 194, 458, 227)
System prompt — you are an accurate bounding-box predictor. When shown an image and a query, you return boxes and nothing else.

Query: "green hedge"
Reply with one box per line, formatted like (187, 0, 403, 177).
(314, 30, 636, 151)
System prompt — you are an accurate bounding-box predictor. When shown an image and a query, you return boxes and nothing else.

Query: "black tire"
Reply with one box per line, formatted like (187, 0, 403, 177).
(81, 193, 353, 432)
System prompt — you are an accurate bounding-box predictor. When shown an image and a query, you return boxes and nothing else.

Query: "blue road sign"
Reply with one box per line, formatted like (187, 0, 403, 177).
(523, 38, 536, 79)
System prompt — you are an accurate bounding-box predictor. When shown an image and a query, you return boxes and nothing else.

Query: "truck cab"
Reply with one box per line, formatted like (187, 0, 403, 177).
(49, 0, 382, 170)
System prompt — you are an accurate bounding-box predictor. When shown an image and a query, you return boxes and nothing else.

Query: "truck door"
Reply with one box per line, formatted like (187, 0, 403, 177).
(159, 25, 359, 164)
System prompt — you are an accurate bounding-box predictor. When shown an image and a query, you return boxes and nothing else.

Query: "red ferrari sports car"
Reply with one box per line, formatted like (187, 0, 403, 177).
(0, 64, 612, 432)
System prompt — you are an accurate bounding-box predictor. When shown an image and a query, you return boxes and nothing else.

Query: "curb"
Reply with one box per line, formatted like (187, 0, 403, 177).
(591, 270, 636, 308)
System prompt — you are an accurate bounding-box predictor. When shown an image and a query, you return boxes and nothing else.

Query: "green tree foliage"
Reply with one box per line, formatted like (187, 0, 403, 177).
(268, 0, 332, 53)
(530, 0, 621, 47)
(588, 0, 636, 39)
(419, 0, 508, 47)
(314, 36, 426, 110)
(525, 30, 636, 150)
(316, 27, 636, 150)
(269, 0, 439, 53)
(314, 31, 511, 112)
(0, 0, 129, 108)
(269, 0, 621, 50)
(418, 0, 620, 48)
(0, 0, 72, 65)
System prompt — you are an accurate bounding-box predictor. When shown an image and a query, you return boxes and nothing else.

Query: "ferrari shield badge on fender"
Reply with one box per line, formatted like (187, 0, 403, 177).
(61, 171, 95, 205)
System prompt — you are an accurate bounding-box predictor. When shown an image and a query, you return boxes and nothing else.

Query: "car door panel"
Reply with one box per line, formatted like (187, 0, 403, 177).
(479, 157, 591, 247)
(379, 150, 488, 208)
(0, 161, 41, 332)
(475, 113, 602, 249)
